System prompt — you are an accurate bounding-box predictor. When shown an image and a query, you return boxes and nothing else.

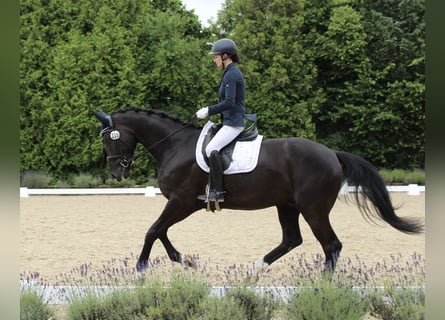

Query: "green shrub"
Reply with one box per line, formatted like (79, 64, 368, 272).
(378, 169, 425, 185)
(285, 278, 369, 320)
(67, 275, 209, 320)
(20, 290, 54, 320)
(403, 170, 425, 185)
(54, 179, 72, 188)
(378, 169, 393, 184)
(389, 169, 405, 184)
(20, 171, 52, 188)
(72, 173, 101, 188)
(104, 177, 137, 187)
(369, 285, 425, 320)
(190, 296, 246, 320)
(226, 287, 278, 320)
(146, 177, 159, 187)
(66, 292, 108, 320)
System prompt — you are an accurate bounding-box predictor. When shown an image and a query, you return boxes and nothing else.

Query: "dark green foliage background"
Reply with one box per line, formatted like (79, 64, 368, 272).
(20, 0, 424, 182)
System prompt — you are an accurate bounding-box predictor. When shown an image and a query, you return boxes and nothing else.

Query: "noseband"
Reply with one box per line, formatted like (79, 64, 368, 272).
(100, 127, 135, 168)
(100, 116, 196, 169)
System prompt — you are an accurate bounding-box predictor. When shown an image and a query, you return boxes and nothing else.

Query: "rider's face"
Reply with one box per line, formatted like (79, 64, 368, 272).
(213, 54, 224, 69)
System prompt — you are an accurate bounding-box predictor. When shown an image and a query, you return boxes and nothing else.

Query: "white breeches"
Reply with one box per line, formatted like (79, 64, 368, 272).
(205, 125, 244, 157)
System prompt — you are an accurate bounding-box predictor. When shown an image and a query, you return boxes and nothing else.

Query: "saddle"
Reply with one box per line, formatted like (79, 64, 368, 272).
(201, 122, 259, 170)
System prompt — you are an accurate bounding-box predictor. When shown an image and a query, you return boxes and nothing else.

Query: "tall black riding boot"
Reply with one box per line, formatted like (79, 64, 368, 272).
(198, 150, 225, 203)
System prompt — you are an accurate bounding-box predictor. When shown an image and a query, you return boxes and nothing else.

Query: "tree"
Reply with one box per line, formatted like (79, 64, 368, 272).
(303, 0, 424, 168)
(20, 0, 425, 181)
(134, 3, 216, 117)
(20, 0, 216, 180)
(216, 0, 317, 139)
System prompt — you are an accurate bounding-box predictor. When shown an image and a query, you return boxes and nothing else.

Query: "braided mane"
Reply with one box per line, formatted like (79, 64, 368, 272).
(111, 107, 199, 128)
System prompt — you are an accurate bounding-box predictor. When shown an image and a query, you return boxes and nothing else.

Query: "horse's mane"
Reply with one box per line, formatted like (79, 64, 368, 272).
(111, 107, 199, 128)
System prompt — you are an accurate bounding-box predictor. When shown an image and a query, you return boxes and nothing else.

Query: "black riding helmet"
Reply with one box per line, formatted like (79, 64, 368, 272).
(209, 38, 238, 56)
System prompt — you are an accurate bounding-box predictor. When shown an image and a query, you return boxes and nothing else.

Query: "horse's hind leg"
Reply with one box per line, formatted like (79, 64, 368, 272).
(251, 204, 302, 277)
(302, 205, 342, 272)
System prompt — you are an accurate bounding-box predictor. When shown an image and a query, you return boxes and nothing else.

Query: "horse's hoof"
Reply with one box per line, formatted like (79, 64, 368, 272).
(136, 261, 149, 272)
(181, 254, 198, 269)
(247, 274, 260, 284)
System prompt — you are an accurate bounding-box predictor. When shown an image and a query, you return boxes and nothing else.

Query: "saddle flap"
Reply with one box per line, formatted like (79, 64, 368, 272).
(196, 121, 263, 175)
(201, 122, 259, 170)
(201, 126, 234, 170)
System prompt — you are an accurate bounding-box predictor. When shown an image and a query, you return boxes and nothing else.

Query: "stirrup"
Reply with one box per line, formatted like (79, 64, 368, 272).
(208, 190, 225, 202)
(197, 190, 225, 203)
(197, 184, 224, 212)
(197, 186, 224, 212)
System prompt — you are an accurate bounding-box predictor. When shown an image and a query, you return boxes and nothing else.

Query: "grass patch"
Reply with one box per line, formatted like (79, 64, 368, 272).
(20, 171, 52, 188)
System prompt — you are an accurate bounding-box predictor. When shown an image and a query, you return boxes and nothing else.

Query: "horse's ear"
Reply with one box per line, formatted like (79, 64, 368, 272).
(93, 110, 114, 128)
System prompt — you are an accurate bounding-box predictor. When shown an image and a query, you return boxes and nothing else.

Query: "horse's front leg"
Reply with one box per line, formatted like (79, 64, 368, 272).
(136, 219, 161, 271)
(136, 198, 198, 271)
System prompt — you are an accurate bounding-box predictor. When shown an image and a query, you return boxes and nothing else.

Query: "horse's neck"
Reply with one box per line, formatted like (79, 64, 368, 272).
(136, 116, 183, 145)
(132, 114, 197, 163)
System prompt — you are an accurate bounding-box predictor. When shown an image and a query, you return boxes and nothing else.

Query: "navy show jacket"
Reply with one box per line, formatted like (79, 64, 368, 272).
(208, 63, 246, 127)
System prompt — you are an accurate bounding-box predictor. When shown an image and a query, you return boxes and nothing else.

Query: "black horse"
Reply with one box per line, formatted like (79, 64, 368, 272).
(93, 108, 423, 274)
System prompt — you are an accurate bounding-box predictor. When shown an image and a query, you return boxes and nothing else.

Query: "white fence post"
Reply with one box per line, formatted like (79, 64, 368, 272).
(339, 182, 349, 195)
(407, 184, 421, 196)
(144, 186, 156, 197)
(20, 187, 29, 197)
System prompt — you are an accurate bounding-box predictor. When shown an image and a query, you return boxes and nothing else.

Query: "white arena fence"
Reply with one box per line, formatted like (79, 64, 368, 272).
(20, 186, 161, 197)
(20, 184, 424, 198)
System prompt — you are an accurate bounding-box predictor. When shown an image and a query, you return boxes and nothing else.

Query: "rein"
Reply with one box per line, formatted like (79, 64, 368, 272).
(138, 115, 197, 159)
(102, 115, 197, 168)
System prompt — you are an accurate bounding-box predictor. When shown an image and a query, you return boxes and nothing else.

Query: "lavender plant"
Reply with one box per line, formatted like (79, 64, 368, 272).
(20, 251, 425, 319)
(368, 284, 425, 320)
(20, 290, 54, 320)
(285, 277, 369, 320)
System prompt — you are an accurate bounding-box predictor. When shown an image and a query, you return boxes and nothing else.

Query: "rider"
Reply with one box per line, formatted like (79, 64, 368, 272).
(196, 38, 247, 203)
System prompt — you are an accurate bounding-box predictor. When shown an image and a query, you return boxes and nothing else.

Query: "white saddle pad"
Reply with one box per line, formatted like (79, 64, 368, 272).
(195, 121, 263, 175)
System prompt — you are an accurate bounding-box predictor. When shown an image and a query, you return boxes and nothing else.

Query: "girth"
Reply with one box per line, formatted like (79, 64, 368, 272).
(201, 122, 259, 170)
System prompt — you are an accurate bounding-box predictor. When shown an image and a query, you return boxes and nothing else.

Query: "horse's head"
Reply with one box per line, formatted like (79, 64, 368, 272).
(93, 110, 136, 181)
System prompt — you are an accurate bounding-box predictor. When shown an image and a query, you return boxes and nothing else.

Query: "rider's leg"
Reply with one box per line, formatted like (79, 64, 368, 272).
(205, 125, 244, 158)
(198, 125, 243, 202)
(207, 150, 225, 202)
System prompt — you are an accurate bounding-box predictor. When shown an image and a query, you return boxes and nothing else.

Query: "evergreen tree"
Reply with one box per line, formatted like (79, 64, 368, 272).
(216, 0, 317, 139)
(20, 0, 425, 181)
(302, 0, 424, 168)
(20, 0, 215, 180)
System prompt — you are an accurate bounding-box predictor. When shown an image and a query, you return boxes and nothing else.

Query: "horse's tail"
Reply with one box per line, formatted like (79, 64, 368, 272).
(336, 151, 423, 234)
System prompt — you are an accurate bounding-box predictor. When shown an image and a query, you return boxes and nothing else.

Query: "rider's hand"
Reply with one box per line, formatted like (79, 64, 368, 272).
(196, 107, 209, 119)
